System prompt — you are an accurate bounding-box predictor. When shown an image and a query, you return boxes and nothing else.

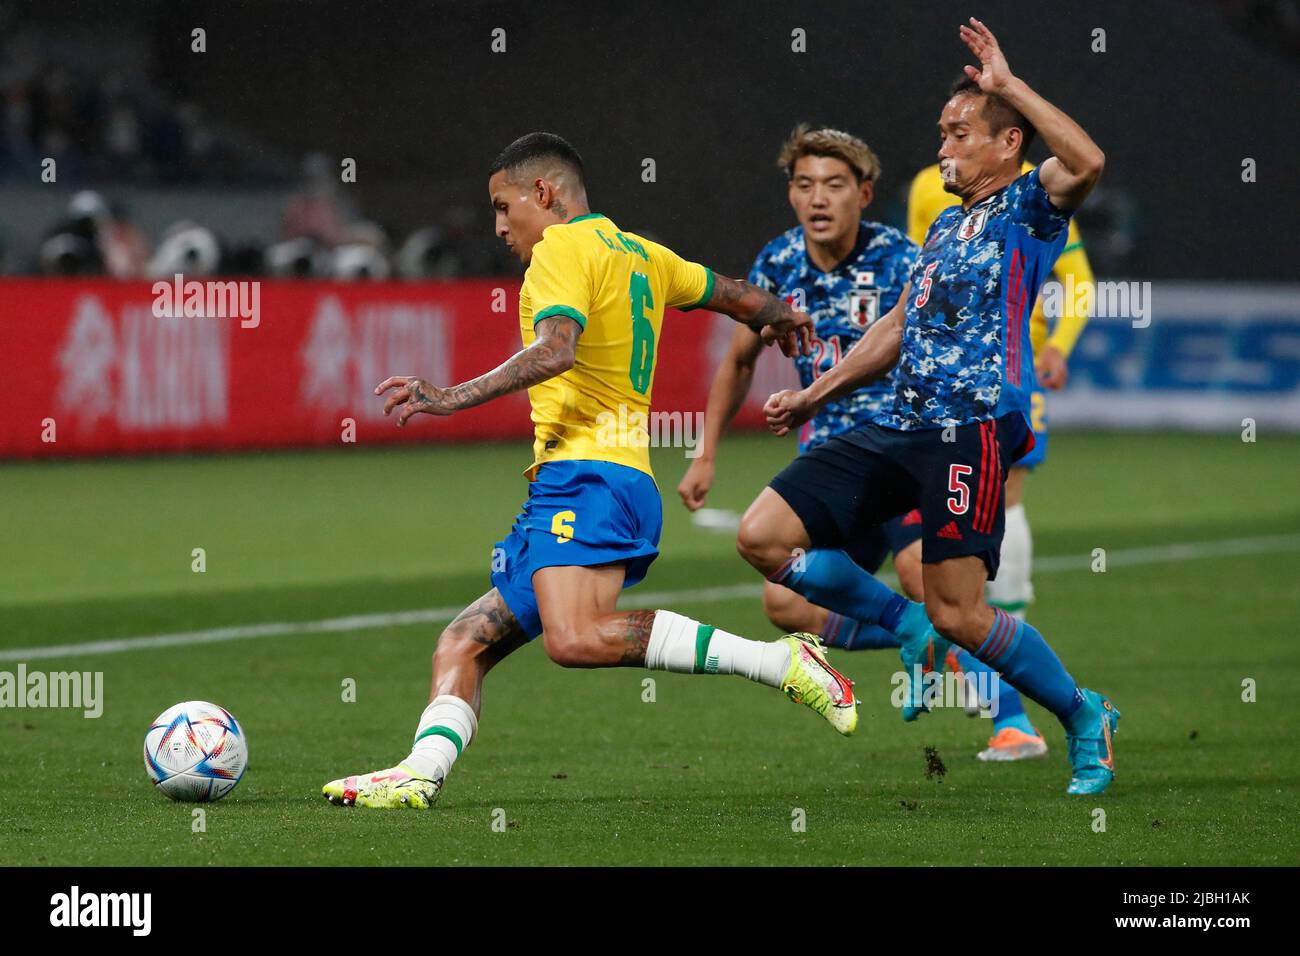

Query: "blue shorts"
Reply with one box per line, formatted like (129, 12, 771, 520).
(490, 460, 662, 641)
(1019, 386, 1049, 469)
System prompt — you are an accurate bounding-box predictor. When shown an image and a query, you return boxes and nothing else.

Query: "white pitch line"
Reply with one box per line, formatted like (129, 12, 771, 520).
(2, 533, 1297, 663)
(1034, 532, 1300, 571)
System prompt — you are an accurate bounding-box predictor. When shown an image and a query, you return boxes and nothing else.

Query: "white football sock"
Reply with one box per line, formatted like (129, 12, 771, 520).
(401, 694, 477, 783)
(645, 610, 789, 688)
(987, 502, 1034, 618)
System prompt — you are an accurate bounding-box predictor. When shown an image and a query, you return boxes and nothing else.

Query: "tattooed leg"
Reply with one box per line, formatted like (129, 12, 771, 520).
(322, 588, 527, 804)
(527, 565, 854, 734)
(533, 564, 642, 667)
(531, 565, 789, 683)
(431, 588, 528, 716)
(602, 609, 657, 665)
(370, 589, 527, 789)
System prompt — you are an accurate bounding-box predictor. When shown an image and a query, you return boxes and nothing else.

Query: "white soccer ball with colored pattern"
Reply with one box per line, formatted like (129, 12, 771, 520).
(143, 701, 247, 801)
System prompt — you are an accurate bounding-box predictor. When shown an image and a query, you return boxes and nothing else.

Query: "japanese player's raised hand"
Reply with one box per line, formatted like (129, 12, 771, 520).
(959, 17, 1014, 93)
(374, 375, 456, 426)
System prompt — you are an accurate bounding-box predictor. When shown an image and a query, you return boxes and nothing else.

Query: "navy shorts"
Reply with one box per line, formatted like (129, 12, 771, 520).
(835, 509, 924, 574)
(883, 509, 924, 556)
(769, 414, 1032, 580)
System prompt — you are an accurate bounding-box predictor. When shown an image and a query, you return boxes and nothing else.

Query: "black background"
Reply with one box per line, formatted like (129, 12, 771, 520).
(19, 0, 1299, 280)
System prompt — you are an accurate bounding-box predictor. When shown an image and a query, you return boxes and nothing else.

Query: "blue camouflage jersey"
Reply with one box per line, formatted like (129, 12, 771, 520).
(749, 220, 917, 451)
(881, 167, 1073, 431)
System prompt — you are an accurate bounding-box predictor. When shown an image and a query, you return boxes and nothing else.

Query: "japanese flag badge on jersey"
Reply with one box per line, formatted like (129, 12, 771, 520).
(957, 206, 989, 241)
(849, 271, 879, 328)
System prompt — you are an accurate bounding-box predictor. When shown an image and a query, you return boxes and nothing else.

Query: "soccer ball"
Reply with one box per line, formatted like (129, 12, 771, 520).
(143, 701, 247, 802)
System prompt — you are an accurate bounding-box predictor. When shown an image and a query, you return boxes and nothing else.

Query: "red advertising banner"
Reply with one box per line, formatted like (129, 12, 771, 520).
(0, 279, 797, 458)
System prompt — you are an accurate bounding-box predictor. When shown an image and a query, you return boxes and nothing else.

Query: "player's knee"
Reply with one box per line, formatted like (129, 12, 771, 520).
(540, 625, 593, 668)
(736, 513, 787, 575)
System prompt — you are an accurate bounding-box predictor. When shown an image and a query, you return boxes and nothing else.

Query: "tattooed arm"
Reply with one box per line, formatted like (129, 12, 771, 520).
(374, 315, 581, 427)
(704, 274, 813, 357)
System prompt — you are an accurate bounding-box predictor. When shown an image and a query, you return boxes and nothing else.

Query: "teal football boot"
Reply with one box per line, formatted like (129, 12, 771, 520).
(1066, 689, 1121, 795)
(895, 602, 951, 722)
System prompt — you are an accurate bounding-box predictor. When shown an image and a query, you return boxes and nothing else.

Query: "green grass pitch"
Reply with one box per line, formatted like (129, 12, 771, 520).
(1, 430, 1297, 866)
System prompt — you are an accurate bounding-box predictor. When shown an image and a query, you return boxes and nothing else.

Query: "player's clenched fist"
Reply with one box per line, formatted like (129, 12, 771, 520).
(764, 388, 814, 437)
(374, 375, 457, 426)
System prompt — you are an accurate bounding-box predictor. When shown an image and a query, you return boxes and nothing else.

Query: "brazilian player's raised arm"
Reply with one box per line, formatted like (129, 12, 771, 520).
(649, 236, 813, 358)
(959, 18, 1104, 210)
(374, 219, 594, 427)
(763, 285, 908, 437)
(704, 273, 813, 357)
(373, 316, 580, 427)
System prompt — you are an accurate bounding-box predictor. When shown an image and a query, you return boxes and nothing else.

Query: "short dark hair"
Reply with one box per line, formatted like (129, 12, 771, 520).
(948, 75, 1036, 160)
(490, 132, 585, 185)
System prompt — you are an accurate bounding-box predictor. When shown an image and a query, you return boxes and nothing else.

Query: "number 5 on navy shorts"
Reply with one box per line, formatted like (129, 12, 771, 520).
(490, 460, 662, 640)
(914, 414, 1034, 577)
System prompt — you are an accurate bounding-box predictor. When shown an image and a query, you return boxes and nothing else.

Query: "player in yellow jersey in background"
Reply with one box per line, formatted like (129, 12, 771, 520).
(324, 132, 861, 810)
(907, 157, 1094, 760)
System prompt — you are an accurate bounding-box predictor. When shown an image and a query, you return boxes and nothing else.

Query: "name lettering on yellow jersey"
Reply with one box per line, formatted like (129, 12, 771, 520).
(595, 229, 650, 261)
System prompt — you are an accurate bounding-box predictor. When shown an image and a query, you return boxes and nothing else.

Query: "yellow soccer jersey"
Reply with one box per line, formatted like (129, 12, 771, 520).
(518, 212, 714, 479)
(907, 161, 1093, 356)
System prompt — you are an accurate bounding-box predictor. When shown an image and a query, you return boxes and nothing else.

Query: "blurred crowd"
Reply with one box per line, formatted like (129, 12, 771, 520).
(0, 42, 278, 186)
(1, 19, 511, 280)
